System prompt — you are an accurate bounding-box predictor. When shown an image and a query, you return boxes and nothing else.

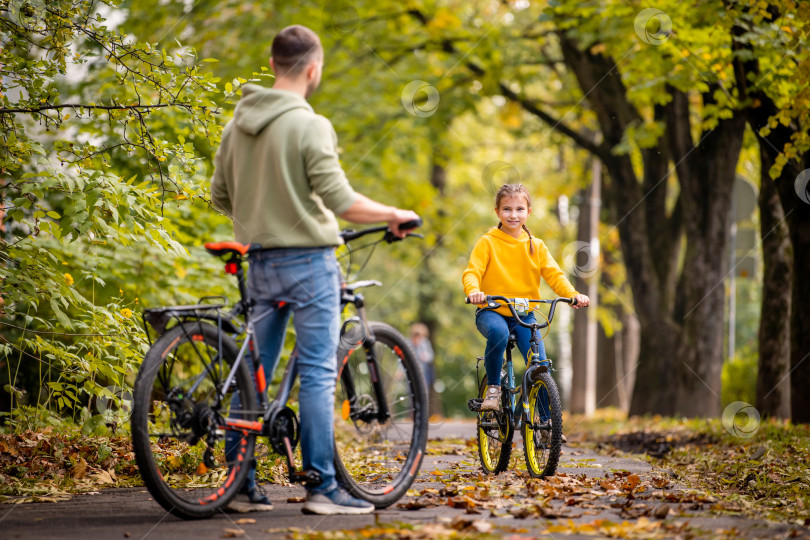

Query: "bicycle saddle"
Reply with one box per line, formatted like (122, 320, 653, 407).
(204, 241, 249, 259)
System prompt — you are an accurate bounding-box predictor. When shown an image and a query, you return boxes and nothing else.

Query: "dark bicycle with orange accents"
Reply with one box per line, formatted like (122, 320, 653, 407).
(131, 220, 428, 519)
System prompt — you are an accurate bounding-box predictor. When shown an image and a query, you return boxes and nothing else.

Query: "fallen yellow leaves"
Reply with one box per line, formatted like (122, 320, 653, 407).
(0, 428, 140, 502)
(545, 517, 662, 537)
(288, 517, 496, 540)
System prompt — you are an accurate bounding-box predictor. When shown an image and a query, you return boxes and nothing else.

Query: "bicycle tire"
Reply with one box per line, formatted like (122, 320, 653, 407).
(333, 322, 428, 508)
(476, 376, 514, 474)
(132, 322, 258, 519)
(522, 370, 563, 478)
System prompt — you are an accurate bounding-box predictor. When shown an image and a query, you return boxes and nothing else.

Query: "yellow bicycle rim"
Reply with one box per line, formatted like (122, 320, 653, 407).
(478, 413, 500, 470)
(525, 382, 545, 474)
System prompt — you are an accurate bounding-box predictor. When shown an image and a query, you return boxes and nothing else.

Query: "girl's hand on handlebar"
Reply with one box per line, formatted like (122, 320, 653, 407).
(468, 291, 487, 305)
(571, 294, 590, 309)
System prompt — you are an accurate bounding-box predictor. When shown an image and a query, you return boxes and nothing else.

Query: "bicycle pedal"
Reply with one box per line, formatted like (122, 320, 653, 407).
(468, 398, 483, 412)
(291, 469, 322, 487)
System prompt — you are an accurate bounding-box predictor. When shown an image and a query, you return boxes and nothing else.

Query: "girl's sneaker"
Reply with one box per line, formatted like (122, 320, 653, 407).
(479, 385, 501, 410)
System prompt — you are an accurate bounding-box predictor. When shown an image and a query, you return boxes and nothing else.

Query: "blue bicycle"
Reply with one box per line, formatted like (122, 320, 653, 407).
(467, 295, 576, 477)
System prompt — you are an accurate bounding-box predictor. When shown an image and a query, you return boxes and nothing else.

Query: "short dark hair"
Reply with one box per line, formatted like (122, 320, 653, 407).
(271, 25, 322, 76)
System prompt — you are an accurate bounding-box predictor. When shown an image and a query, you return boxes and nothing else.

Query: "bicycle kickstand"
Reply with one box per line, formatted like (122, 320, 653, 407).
(280, 435, 323, 488)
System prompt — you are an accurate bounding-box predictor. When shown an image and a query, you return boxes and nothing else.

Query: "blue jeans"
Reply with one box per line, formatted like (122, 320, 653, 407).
(225, 247, 341, 494)
(475, 310, 547, 386)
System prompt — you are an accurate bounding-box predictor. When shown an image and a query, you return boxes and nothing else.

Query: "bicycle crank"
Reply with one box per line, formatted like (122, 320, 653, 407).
(266, 406, 323, 488)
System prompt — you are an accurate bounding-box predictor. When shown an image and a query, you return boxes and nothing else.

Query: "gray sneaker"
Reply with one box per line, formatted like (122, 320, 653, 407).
(302, 487, 374, 515)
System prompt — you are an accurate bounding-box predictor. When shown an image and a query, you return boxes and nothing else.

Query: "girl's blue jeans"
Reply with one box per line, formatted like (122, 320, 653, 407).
(225, 247, 341, 495)
(475, 309, 547, 386)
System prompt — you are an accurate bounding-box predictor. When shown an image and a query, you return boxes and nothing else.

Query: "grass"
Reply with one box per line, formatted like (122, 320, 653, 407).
(566, 408, 810, 525)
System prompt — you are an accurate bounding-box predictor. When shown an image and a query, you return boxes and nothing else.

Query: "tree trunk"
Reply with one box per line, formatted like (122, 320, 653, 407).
(730, 17, 807, 422)
(629, 318, 679, 416)
(596, 324, 619, 409)
(668, 89, 746, 418)
(788, 169, 810, 424)
(571, 167, 600, 415)
(554, 36, 744, 417)
(619, 312, 640, 412)
(755, 155, 792, 419)
(415, 145, 448, 417)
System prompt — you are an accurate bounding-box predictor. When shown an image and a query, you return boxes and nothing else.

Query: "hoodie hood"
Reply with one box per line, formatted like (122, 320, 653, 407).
(233, 84, 313, 136)
(486, 226, 529, 245)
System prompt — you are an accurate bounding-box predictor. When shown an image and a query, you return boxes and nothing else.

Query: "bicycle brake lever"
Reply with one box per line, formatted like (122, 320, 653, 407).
(384, 230, 422, 243)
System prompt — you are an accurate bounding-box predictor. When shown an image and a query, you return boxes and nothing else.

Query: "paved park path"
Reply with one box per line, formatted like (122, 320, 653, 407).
(2, 421, 807, 539)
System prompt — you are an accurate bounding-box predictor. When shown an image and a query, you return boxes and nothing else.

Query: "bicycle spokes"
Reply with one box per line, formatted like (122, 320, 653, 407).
(476, 378, 513, 474)
(333, 322, 428, 507)
(522, 372, 563, 478)
(132, 323, 257, 518)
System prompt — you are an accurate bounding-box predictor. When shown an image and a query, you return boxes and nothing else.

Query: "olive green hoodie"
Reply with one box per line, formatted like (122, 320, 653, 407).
(211, 84, 358, 248)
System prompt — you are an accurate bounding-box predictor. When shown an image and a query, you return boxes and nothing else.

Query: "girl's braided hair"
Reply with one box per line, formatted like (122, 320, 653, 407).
(495, 184, 534, 254)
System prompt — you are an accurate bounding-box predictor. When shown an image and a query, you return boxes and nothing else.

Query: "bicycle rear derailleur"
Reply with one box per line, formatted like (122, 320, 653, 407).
(266, 406, 322, 488)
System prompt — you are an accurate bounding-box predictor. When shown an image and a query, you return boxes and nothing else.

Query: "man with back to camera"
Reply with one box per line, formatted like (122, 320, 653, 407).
(211, 25, 420, 515)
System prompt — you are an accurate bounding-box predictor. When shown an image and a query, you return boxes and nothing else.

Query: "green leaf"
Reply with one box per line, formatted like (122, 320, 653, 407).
(49, 298, 73, 330)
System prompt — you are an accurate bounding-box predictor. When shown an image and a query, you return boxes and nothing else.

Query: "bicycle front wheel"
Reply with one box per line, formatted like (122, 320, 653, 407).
(477, 377, 513, 474)
(333, 322, 428, 508)
(131, 322, 258, 519)
(522, 370, 563, 478)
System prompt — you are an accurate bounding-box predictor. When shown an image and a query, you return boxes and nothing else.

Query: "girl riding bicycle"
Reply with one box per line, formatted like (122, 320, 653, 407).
(463, 184, 590, 411)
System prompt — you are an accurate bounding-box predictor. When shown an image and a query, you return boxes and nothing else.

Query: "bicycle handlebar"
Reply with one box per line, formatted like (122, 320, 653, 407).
(465, 295, 577, 330)
(340, 218, 423, 244)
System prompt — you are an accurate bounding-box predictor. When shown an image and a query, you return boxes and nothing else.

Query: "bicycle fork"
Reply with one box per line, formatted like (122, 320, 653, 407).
(519, 351, 550, 431)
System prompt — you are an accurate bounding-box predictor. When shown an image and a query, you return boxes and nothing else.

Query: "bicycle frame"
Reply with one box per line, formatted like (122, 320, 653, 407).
(173, 265, 361, 485)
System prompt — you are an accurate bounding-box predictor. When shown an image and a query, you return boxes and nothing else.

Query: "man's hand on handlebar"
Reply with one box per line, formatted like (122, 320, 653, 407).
(467, 292, 487, 305)
(571, 294, 590, 309)
(388, 209, 421, 238)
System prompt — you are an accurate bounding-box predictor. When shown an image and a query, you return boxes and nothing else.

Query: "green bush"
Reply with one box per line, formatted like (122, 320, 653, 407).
(721, 345, 757, 408)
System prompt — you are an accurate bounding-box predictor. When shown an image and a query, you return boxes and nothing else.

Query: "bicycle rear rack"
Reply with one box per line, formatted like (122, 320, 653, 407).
(141, 296, 241, 345)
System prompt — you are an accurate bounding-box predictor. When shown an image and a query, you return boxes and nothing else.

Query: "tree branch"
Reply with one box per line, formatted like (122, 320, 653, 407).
(0, 102, 197, 114)
(496, 80, 604, 158)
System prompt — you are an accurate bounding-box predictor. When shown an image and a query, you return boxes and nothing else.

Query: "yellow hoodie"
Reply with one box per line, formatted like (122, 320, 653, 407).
(462, 227, 578, 317)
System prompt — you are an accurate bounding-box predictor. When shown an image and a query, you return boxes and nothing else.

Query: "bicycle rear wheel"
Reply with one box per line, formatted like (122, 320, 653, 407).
(131, 322, 258, 519)
(476, 377, 513, 474)
(522, 371, 563, 478)
(333, 322, 428, 508)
